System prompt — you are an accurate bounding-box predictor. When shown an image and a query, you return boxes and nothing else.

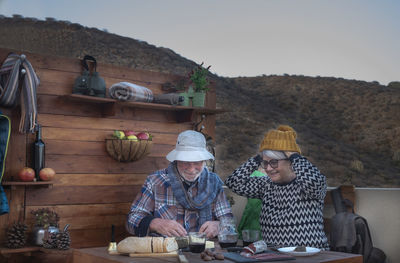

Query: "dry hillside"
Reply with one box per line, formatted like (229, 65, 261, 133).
(1, 15, 399, 187)
(215, 76, 400, 187)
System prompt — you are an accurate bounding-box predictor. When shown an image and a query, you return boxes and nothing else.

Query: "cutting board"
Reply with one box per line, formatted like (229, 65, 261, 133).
(223, 252, 295, 262)
(223, 253, 259, 263)
(129, 251, 178, 257)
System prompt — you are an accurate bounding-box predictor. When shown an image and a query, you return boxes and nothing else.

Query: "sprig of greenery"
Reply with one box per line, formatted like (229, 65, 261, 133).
(31, 208, 60, 228)
(189, 62, 211, 92)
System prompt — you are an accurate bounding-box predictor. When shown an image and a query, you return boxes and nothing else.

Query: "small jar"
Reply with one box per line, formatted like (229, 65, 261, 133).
(32, 226, 60, 246)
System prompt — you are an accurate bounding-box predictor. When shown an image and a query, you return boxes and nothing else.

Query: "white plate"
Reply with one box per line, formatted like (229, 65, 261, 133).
(277, 247, 321, 256)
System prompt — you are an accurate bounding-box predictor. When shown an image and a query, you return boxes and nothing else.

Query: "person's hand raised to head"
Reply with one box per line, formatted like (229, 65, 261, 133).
(149, 218, 187, 237)
(284, 151, 298, 158)
(199, 221, 220, 239)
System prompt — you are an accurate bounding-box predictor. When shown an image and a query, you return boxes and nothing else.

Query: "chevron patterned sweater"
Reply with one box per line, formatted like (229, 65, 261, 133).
(225, 154, 329, 250)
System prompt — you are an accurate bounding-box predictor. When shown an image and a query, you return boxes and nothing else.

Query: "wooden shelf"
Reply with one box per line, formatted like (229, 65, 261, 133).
(0, 246, 40, 257)
(2, 181, 53, 189)
(62, 94, 225, 121)
(0, 246, 72, 257)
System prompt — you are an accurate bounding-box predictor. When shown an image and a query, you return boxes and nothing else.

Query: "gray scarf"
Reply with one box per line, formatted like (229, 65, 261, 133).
(167, 162, 222, 230)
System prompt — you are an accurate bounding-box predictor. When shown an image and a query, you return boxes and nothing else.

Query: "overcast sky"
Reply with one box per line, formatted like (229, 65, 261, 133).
(1, 0, 399, 85)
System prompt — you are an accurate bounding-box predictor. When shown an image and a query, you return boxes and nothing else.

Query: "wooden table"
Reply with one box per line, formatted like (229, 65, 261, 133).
(73, 247, 362, 263)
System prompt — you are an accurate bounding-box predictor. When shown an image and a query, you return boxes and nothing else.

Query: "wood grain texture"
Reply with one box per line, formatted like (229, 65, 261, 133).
(45, 155, 169, 174)
(69, 225, 129, 248)
(38, 95, 179, 122)
(37, 113, 191, 134)
(36, 69, 165, 96)
(49, 173, 148, 186)
(25, 203, 133, 248)
(0, 47, 217, 250)
(42, 127, 179, 145)
(46, 140, 173, 157)
(26, 185, 141, 205)
(26, 203, 130, 220)
(73, 247, 362, 263)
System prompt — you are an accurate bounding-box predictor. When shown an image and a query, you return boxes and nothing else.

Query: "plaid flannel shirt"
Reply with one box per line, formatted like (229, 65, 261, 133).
(127, 167, 233, 235)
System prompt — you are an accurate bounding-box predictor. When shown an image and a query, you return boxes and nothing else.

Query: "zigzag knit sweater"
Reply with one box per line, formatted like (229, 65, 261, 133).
(225, 154, 329, 250)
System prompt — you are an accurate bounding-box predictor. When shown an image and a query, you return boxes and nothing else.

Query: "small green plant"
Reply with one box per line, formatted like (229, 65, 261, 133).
(31, 208, 60, 228)
(189, 62, 211, 92)
(350, 159, 364, 172)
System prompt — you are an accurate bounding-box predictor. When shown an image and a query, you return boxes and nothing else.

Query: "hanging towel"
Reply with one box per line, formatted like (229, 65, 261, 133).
(0, 112, 11, 215)
(0, 53, 39, 133)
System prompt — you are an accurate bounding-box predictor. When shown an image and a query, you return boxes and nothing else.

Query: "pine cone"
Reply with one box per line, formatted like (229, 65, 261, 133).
(5, 222, 28, 249)
(42, 231, 58, 249)
(56, 225, 71, 250)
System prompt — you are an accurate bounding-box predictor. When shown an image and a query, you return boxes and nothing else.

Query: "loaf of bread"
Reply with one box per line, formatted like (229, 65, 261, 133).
(163, 237, 179, 252)
(117, 236, 152, 253)
(153, 236, 164, 253)
(117, 236, 178, 254)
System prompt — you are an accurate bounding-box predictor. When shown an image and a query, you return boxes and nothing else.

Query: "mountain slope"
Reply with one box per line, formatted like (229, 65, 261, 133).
(215, 76, 400, 187)
(1, 16, 399, 187)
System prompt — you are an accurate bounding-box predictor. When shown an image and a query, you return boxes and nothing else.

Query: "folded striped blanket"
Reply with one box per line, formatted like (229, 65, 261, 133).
(109, 82, 153, 102)
(0, 53, 39, 133)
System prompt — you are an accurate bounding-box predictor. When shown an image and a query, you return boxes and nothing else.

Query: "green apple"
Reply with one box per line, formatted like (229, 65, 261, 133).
(113, 130, 125, 139)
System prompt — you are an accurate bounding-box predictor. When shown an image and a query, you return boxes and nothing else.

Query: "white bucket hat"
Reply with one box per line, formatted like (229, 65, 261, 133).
(166, 130, 214, 162)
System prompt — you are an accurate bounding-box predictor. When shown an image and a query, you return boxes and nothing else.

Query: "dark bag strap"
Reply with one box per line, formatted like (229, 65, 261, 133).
(331, 187, 355, 214)
(82, 55, 97, 72)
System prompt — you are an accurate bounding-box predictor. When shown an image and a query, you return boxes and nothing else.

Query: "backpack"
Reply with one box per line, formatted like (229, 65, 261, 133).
(0, 112, 11, 215)
(72, 55, 106, 98)
(329, 187, 386, 263)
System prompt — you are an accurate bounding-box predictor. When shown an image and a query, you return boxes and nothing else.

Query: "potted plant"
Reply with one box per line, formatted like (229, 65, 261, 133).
(31, 208, 60, 246)
(189, 63, 211, 107)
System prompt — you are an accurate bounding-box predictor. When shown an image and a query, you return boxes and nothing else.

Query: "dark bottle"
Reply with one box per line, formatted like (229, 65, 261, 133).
(32, 124, 45, 181)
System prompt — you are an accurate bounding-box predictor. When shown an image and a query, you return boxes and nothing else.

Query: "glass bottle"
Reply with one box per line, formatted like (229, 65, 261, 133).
(32, 124, 45, 181)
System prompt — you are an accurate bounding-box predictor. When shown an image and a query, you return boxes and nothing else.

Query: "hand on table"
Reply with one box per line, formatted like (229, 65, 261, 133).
(199, 221, 219, 238)
(149, 218, 187, 237)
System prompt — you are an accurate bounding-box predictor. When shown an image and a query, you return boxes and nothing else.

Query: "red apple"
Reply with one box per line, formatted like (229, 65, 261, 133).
(18, 167, 35, 182)
(136, 132, 150, 140)
(124, 130, 137, 136)
(39, 168, 56, 181)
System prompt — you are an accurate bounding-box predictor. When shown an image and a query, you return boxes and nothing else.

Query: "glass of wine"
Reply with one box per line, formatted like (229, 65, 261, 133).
(218, 217, 238, 248)
(189, 232, 206, 253)
(242, 229, 261, 247)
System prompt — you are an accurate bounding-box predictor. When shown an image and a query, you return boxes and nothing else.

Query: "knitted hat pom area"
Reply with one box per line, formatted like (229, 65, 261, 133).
(259, 125, 301, 154)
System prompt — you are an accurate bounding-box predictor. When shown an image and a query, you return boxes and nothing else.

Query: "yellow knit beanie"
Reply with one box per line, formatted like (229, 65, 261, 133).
(259, 125, 301, 154)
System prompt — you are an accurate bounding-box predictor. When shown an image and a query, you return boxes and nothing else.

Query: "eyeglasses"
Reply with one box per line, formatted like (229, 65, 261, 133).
(260, 159, 289, 169)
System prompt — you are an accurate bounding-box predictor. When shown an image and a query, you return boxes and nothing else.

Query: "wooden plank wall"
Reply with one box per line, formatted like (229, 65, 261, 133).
(0, 48, 216, 249)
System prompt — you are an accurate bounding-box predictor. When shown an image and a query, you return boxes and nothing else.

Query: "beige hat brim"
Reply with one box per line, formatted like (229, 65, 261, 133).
(166, 149, 214, 162)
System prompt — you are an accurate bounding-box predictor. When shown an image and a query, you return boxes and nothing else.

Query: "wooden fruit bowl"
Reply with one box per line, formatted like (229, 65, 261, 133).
(105, 138, 153, 162)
